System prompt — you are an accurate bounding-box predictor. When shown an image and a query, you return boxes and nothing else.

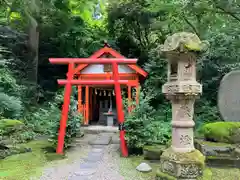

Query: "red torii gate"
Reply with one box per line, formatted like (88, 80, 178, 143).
(49, 53, 139, 157)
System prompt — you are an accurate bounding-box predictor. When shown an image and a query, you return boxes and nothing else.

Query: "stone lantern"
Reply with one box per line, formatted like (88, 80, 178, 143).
(156, 32, 209, 180)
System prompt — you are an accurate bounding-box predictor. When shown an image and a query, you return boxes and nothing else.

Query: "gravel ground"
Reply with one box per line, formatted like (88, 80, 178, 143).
(90, 144, 125, 180)
(35, 144, 91, 180)
(33, 133, 147, 180)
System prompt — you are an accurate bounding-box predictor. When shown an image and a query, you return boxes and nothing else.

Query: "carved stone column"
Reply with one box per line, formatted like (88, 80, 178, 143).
(156, 32, 209, 180)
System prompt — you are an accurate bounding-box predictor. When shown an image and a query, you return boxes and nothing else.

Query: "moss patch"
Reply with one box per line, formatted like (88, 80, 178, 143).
(119, 155, 157, 180)
(210, 167, 240, 179)
(0, 140, 60, 180)
(144, 145, 166, 152)
(156, 170, 176, 180)
(199, 122, 240, 143)
(0, 119, 23, 128)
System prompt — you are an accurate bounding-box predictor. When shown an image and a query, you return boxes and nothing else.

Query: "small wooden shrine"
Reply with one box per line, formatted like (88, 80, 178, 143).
(77, 43, 148, 125)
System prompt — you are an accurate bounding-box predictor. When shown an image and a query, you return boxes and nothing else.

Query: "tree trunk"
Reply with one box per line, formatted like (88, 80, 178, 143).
(27, 13, 39, 103)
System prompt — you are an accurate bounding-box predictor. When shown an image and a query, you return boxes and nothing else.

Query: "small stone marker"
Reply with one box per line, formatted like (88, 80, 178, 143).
(218, 70, 240, 122)
(136, 163, 152, 173)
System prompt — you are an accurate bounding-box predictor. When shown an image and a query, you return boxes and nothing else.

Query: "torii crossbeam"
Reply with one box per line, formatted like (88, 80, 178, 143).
(49, 58, 137, 157)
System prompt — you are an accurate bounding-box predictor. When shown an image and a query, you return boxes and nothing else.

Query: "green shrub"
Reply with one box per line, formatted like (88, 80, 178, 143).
(0, 118, 37, 145)
(24, 103, 60, 134)
(194, 99, 220, 129)
(198, 122, 240, 143)
(48, 88, 82, 149)
(0, 66, 24, 119)
(124, 90, 171, 151)
(23, 87, 82, 149)
(0, 67, 22, 97)
(0, 92, 23, 118)
(0, 119, 24, 135)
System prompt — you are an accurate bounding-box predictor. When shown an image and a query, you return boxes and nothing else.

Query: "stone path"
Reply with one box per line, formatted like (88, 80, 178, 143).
(69, 133, 118, 180)
(36, 132, 137, 180)
(70, 147, 106, 179)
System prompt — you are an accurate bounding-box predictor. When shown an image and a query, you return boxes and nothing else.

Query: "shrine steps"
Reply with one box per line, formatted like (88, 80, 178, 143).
(72, 127, 120, 147)
(81, 125, 118, 134)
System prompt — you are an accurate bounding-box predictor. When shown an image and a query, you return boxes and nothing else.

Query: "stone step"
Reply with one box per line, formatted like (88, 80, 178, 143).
(111, 136, 120, 144)
(82, 126, 118, 134)
(88, 134, 112, 145)
(76, 132, 84, 138)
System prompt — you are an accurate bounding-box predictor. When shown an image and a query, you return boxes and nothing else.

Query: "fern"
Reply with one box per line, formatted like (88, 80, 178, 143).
(0, 92, 23, 118)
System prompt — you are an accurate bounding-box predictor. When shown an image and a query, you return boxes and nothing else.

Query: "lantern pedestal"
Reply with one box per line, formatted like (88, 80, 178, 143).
(157, 32, 210, 180)
(156, 148, 205, 180)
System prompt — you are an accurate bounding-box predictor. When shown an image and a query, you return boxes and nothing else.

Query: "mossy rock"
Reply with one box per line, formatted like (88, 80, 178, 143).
(194, 139, 236, 157)
(0, 119, 24, 135)
(0, 119, 24, 128)
(143, 145, 166, 160)
(199, 122, 240, 144)
(0, 145, 31, 159)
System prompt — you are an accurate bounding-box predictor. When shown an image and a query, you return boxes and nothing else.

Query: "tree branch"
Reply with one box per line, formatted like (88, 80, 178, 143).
(216, 6, 240, 22)
(182, 13, 199, 36)
(1, 0, 11, 7)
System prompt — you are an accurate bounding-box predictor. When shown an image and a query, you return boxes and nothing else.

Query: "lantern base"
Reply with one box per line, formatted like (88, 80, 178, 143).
(156, 147, 205, 180)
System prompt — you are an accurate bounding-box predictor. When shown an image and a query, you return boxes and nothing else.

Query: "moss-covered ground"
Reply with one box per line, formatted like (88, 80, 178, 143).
(1, 138, 240, 180)
(119, 155, 157, 180)
(0, 140, 65, 180)
(120, 155, 240, 180)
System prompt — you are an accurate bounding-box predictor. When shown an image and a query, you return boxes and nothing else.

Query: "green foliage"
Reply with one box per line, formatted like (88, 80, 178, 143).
(0, 119, 23, 137)
(22, 87, 82, 149)
(124, 90, 171, 151)
(0, 92, 23, 119)
(48, 88, 82, 149)
(194, 99, 221, 129)
(0, 67, 22, 96)
(107, 1, 240, 143)
(0, 64, 23, 118)
(0, 118, 37, 147)
(24, 103, 60, 134)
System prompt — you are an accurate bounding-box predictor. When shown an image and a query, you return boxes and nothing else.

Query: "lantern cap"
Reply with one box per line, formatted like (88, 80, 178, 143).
(159, 32, 209, 53)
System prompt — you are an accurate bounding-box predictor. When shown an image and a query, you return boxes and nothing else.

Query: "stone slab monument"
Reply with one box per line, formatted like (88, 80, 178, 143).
(156, 32, 209, 180)
(218, 70, 240, 122)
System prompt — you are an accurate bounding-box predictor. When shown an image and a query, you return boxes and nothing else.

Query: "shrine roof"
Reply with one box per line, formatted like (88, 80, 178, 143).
(76, 45, 148, 78)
